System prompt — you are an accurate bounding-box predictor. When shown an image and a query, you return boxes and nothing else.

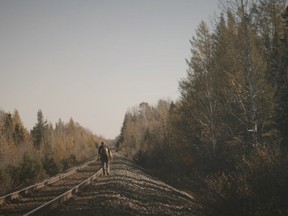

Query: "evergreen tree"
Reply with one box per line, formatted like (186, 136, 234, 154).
(12, 110, 26, 145)
(273, 4, 288, 149)
(31, 110, 48, 149)
(3, 113, 14, 144)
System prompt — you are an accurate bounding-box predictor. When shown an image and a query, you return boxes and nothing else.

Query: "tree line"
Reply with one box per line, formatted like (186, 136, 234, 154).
(116, 0, 288, 215)
(0, 109, 101, 195)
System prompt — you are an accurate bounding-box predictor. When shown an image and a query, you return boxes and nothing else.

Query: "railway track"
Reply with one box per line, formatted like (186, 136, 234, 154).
(0, 159, 102, 216)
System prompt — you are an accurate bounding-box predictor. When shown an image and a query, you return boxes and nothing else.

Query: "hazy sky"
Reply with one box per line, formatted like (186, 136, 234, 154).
(0, 0, 220, 139)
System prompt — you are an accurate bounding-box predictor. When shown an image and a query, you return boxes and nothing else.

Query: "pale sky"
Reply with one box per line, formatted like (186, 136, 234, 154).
(0, 0, 220, 139)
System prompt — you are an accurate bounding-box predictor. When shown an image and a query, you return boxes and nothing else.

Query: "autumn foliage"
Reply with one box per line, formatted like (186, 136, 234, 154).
(0, 110, 100, 195)
(116, 1, 288, 215)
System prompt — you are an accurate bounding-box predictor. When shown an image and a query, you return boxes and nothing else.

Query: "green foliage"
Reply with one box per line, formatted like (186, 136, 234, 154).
(19, 154, 43, 184)
(13, 123, 25, 144)
(42, 154, 62, 176)
(116, 100, 172, 163)
(31, 109, 48, 149)
(0, 109, 101, 196)
(12, 110, 26, 145)
(3, 113, 14, 143)
(0, 169, 10, 195)
(116, 1, 288, 216)
(199, 146, 288, 216)
(243, 148, 288, 215)
(273, 7, 288, 149)
(62, 154, 77, 170)
(133, 150, 148, 167)
(4, 154, 43, 192)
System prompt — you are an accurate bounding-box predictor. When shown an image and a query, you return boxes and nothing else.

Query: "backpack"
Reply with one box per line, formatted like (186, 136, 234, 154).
(100, 146, 109, 158)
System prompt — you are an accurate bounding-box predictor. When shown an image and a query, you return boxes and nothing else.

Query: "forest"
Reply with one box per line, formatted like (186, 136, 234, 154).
(1, 0, 288, 215)
(116, 0, 288, 215)
(0, 109, 102, 195)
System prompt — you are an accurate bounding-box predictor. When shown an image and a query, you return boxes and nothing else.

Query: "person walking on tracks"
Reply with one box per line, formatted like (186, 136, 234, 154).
(98, 141, 112, 175)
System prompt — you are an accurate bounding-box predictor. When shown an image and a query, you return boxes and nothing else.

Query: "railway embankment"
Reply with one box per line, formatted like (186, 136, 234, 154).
(48, 154, 201, 216)
(1, 154, 202, 216)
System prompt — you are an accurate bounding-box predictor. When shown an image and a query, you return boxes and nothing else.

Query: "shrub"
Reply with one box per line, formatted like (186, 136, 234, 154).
(198, 145, 288, 216)
(62, 154, 77, 170)
(4, 154, 43, 191)
(42, 154, 62, 176)
(0, 169, 11, 195)
(133, 150, 148, 167)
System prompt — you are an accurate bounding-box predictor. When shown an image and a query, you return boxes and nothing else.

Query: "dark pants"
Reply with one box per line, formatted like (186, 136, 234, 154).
(101, 158, 109, 175)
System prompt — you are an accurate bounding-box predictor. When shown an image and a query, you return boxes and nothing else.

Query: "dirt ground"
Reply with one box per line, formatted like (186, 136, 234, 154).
(47, 154, 202, 216)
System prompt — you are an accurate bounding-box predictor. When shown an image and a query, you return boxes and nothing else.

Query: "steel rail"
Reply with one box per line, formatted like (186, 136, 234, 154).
(22, 167, 102, 216)
(0, 159, 96, 205)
